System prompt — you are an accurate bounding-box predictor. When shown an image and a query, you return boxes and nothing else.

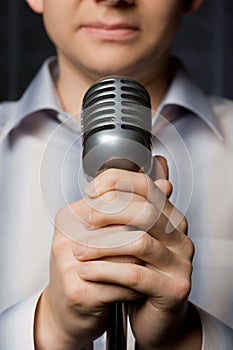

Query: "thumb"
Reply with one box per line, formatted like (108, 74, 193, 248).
(150, 156, 172, 198)
(155, 179, 173, 198)
(150, 155, 169, 181)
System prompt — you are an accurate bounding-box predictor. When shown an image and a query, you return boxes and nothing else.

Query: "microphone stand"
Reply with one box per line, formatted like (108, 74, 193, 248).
(106, 302, 127, 350)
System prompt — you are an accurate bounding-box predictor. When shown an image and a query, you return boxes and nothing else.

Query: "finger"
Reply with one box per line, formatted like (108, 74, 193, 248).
(149, 155, 169, 181)
(77, 260, 158, 295)
(83, 192, 182, 240)
(51, 231, 142, 307)
(85, 168, 167, 211)
(57, 262, 142, 310)
(52, 228, 80, 264)
(159, 199, 188, 234)
(73, 229, 194, 265)
(85, 168, 155, 198)
(86, 190, 145, 209)
(78, 261, 190, 303)
(84, 195, 162, 233)
(84, 169, 185, 233)
(75, 233, 175, 270)
(76, 280, 142, 307)
(86, 156, 169, 198)
(85, 194, 186, 243)
(154, 179, 173, 198)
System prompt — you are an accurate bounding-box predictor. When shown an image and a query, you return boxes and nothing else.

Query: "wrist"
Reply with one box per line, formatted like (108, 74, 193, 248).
(34, 290, 93, 350)
(135, 302, 202, 350)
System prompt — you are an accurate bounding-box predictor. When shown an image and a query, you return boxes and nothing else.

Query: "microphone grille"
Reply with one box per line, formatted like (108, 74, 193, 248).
(81, 76, 152, 179)
(81, 77, 151, 138)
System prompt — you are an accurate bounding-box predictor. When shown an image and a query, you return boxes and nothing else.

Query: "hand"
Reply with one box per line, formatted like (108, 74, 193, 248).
(34, 194, 141, 350)
(72, 165, 201, 349)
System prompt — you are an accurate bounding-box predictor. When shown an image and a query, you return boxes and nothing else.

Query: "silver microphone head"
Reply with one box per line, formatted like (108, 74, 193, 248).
(81, 76, 152, 180)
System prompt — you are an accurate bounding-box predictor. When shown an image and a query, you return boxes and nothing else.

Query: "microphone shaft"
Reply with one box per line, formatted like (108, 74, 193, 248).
(106, 302, 127, 350)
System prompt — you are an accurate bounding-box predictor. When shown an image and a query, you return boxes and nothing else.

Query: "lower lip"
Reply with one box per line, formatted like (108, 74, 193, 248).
(81, 26, 138, 41)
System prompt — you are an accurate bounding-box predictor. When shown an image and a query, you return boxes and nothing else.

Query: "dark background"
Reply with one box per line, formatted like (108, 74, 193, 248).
(0, 0, 232, 102)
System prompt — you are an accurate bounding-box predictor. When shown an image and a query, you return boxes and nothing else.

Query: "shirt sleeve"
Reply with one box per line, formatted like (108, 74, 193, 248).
(0, 292, 42, 350)
(196, 306, 233, 350)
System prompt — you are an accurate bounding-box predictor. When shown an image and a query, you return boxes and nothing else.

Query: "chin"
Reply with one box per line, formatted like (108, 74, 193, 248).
(85, 60, 140, 80)
(79, 46, 142, 77)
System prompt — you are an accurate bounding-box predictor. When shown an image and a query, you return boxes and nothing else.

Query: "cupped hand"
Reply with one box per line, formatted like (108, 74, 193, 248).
(72, 166, 199, 349)
(34, 185, 142, 350)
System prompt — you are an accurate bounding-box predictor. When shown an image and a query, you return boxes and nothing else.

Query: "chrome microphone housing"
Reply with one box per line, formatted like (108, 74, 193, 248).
(81, 76, 152, 179)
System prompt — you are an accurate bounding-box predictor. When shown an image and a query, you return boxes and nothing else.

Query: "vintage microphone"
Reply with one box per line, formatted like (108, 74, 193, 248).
(81, 76, 152, 350)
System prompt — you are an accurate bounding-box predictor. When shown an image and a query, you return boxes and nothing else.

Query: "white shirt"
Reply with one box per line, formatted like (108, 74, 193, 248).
(0, 58, 233, 349)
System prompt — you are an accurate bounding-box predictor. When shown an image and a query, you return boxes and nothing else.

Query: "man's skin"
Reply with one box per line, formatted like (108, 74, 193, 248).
(25, 0, 204, 348)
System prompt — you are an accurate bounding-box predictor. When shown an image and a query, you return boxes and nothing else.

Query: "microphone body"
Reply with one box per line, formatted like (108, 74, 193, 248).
(81, 77, 152, 350)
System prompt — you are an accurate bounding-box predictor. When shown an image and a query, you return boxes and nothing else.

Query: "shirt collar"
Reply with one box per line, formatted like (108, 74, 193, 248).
(0, 57, 222, 141)
(0, 57, 81, 142)
(156, 59, 222, 139)
(15, 56, 64, 119)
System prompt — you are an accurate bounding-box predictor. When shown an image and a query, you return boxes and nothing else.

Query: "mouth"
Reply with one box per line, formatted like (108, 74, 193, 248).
(80, 21, 139, 41)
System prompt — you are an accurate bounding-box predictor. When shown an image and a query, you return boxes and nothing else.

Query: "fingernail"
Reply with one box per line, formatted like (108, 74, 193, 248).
(73, 244, 85, 257)
(165, 221, 174, 234)
(85, 179, 99, 196)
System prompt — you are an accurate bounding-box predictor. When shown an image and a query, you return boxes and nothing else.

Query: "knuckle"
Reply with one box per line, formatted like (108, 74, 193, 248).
(51, 233, 67, 257)
(186, 261, 193, 276)
(55, 203, 79, 224)
(145, 202, 155, 219)
(178, 216, 188, 234)
(54, 207, 67, 235)
(137, 234, 152, 256)
(101, 191, 118, 202)
(143, 202, 158, 227)
(65, 283, 87, 308)
(140, 173, 151, 193)
(183, 236, 195, 260)
(99, 168, 119, 188)
(65, 286, 79, 306)
(90, 207, 106, 227)
(126, 288, 140, 301)
(127, 266, 142, 287)
(59, 260, 75, 276)
(176, 278, 191, 302)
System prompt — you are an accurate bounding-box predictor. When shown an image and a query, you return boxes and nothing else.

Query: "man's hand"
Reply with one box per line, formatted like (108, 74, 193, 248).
(72, 167, 202, 349)
(34, 187, 141, 350)
(35, 158, 201, 350)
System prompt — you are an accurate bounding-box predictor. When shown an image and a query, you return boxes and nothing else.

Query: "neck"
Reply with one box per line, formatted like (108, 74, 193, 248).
(55, 53, 172, 117)
(139, 58, 172, 113)
(55, 53, 95, 116)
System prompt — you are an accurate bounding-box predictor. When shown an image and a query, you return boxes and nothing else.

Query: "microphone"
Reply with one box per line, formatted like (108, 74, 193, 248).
(81, 76, 152, 350)
(81, 76, 152, 180)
